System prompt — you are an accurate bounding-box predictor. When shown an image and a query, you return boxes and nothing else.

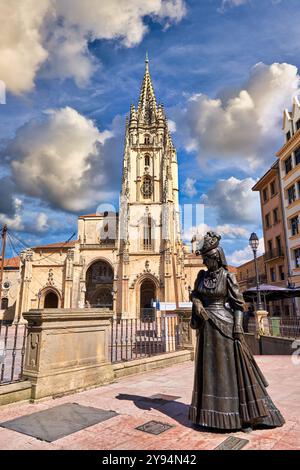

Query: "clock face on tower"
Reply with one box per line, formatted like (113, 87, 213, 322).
(141, 176, 153, 198)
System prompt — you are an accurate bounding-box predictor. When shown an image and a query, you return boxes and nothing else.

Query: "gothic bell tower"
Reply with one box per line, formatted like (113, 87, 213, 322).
(117, 55, 185, 318)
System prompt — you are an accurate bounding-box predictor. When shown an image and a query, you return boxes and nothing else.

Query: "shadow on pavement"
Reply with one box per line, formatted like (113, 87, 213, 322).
(115, 393, 230, 434)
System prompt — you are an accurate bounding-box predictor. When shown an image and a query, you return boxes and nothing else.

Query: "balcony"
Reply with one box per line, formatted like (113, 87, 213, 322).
(265, 248, 285, 261)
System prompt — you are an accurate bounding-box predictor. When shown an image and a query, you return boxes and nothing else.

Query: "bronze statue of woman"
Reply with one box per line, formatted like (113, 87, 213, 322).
(189, 231, 285, 432)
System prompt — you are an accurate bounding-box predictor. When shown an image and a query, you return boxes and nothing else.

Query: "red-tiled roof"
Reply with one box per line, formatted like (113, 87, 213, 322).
(227, 265, 237, 274)
(78, 212, 119, 219)
(2, 256, 20, 269)
(33, 240, 77, 250)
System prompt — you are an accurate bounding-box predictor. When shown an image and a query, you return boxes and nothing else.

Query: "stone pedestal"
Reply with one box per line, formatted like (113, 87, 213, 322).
(174, 308, 196, 360)
(22, 308, 114, 401)
(255, 309, 270, 336)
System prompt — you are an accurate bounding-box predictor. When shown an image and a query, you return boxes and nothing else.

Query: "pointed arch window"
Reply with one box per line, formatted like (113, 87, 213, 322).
(141, 176, 153, 199)
(144, 154, 150, 167)
(1, 298, 8, 310)
(142, 215, 154, 251)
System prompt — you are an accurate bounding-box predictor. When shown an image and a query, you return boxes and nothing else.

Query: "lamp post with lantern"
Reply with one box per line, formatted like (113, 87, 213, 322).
(249, 232, 263, 311)
(249, 232, 270, 335)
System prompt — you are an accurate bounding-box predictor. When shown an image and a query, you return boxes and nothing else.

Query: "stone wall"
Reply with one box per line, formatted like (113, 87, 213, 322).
(245, 332, 297, 355)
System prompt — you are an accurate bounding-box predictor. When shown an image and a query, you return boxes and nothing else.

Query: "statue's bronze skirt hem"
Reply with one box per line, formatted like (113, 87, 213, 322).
(189, 317, 285, 430)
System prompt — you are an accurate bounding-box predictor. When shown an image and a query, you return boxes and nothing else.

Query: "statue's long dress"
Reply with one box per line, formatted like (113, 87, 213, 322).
(189, 268, 285, 430)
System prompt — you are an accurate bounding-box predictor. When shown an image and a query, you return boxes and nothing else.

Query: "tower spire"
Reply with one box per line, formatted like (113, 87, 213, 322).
(137, 54, 157, 124)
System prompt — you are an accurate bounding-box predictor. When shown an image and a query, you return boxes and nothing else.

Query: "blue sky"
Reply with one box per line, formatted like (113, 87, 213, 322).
(1, 0, 300, 264)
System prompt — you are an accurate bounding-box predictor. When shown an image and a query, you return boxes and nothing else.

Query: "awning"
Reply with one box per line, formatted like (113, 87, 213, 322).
(243, 284, 300, 302)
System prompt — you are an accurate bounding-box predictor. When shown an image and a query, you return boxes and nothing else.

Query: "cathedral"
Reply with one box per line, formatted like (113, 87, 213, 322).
(11, 58, 203, 322)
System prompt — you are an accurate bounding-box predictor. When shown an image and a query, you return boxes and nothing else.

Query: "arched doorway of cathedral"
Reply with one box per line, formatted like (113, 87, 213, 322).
(43, 290, 60, 308)
(139, 278, 157, 320)
(85, 260, 113, 309)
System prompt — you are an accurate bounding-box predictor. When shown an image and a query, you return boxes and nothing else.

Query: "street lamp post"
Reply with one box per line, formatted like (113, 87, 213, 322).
(249, 232, 263, 311)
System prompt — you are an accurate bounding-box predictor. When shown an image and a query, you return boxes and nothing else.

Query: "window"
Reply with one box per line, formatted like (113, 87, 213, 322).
(291, 216, 299, 236)
(298, 180, 300, 198)
(296, 119, 300, 131)
(270, 180, 276, 196)
(144, 154, 150, 167)
(285, 156, 292, 174)
(294, 248, 300, 268)
(288, 185, 296, 205)
(262, 187, 268, 202)
(270, 267, 276, 282)
(279, 265, 285, 281)
(265, 213, 271, 229)
(144, 135, 150, 144)
(268, 240, 273, 257)
(286, 131, 291, 141)
(142, 216, 153, 250)
(276, 236, 282, 256)
(295, 147, 300, 166)
(141, 176, 153, 199)
(273, 208, 279, 224)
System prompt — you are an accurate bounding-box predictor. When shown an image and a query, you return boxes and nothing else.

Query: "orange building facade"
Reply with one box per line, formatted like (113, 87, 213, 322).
(252, 162, 288, 288)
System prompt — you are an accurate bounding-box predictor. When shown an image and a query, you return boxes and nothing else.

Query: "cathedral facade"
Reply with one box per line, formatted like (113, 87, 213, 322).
(13, 59, 203, 322)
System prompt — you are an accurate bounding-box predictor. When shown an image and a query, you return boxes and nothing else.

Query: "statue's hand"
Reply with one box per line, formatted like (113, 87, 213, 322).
(233, 331, 243, 342)
(193, 297, 209, 321)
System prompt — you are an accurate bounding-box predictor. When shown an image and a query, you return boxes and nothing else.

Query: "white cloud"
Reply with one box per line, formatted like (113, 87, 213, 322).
(216, 225, 249, 238)
(6, 107, 118, 212)
(182, 177, 197, 198)
(0, 0, 49, 94)
(183, 222, 249, 243)
(176, 62, 300, 172)
(54, 0, 186, 47)
(220, 0, 282, 9)
(227, 237, 264, 266)
(0, 198, 25, 231)
(35, 213, 49, 233)
(0, 0, 186, 94)
(220, 0, 249, 9)
(168, 119, 177, 133)
(202, 176, 260, 225)
(44, 26, 97, 87)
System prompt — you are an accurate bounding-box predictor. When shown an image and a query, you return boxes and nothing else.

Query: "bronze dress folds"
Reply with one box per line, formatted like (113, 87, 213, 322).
(189, 268, 285, 430)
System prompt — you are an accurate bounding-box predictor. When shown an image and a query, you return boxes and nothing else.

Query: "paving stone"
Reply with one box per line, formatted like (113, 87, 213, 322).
(0, 358, 299, 450)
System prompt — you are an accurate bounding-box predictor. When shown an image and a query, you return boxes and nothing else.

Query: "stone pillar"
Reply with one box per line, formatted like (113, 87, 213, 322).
(162, 313, 178, 352)
(64, 249, 74, 308)
(255, 309, 270, 336)
(22, 309, 114, 401)
(14, 249, 34, 324)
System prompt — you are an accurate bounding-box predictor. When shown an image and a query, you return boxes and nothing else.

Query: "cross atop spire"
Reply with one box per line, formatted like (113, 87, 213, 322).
(137, 54, 157, 124)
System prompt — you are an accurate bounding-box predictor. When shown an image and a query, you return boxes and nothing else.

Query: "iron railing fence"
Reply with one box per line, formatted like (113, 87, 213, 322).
(109, 314, 184, 363)
(246, 317, 300, 338)
(0, 323, 27, 385)
(268, 317, 300, 338)
(246, 318, 257, 334)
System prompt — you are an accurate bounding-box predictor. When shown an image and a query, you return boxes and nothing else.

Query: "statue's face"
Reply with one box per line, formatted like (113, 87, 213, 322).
(203, 254, 219, 272)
